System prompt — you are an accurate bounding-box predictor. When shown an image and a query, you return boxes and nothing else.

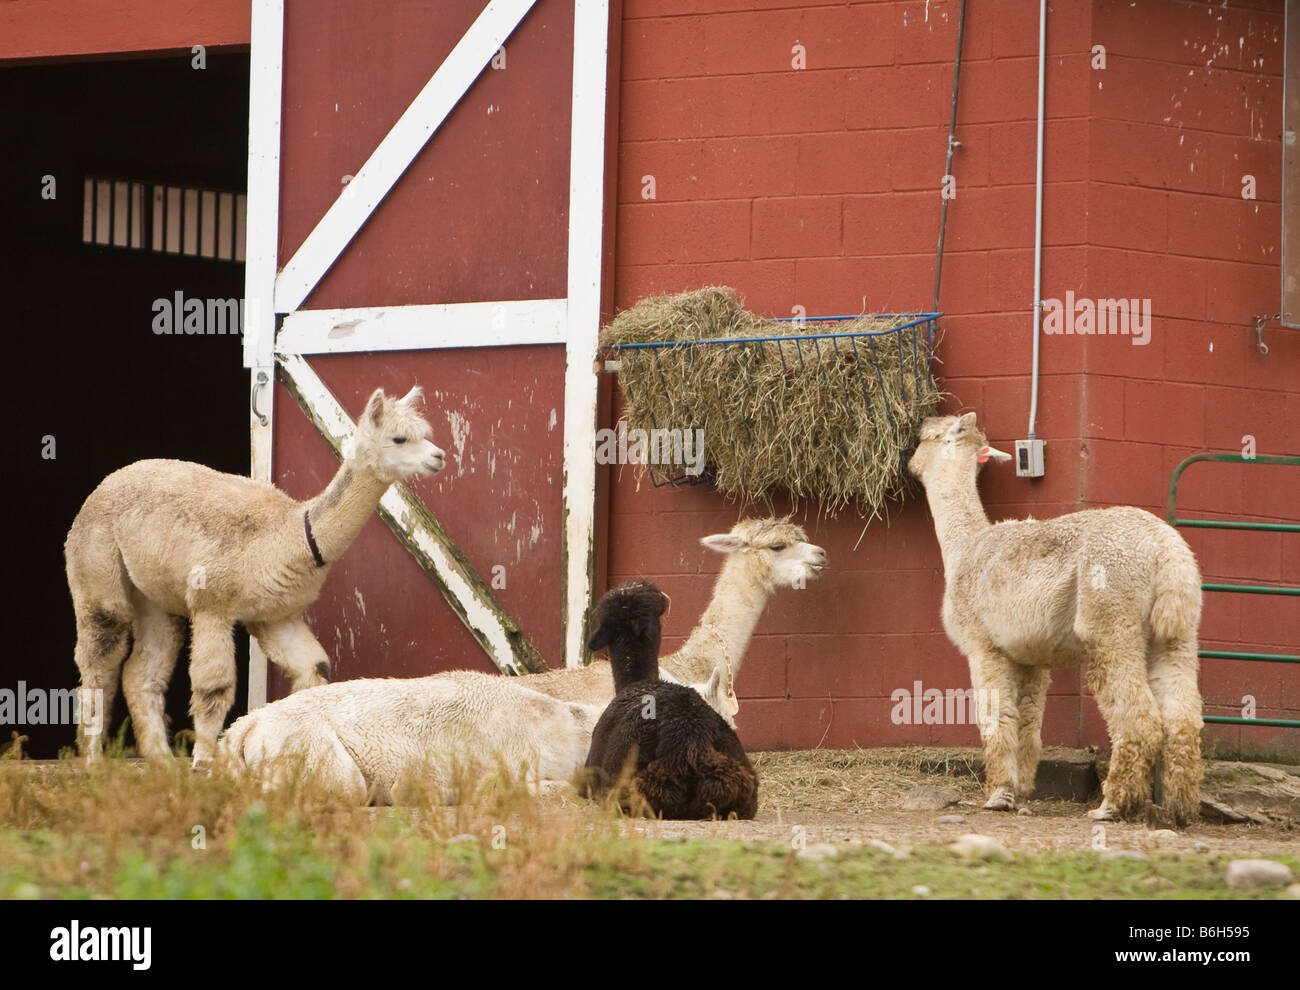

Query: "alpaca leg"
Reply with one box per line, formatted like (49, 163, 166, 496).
(1012, 664, 1051, 801)
(968, 650, 1020, 810)
(315, 732, 368, 804)
(290, 727, 368, 804)
(636, 760, 692, 818)
(120, 593, 185, 761)
(390, 762, 453, 806)
(242, 718, 367, 803)
(247, 617, 331, 692)
(71, 599, 132, 761)
(188, 612, 236, 766)
(1147, 639, 1204, 826)
(1085, 641, 1164, 821)
(680, 749, 759, 820)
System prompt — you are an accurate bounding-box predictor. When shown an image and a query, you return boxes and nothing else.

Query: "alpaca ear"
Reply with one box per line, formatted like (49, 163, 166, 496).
(944, 414, 973, 442)
(701, 534, 745, 554)
(706, 668, 723, 699)
(397, 386, 423, 408)
(362, 388, 387, 427)
(705, 668, 740, 721)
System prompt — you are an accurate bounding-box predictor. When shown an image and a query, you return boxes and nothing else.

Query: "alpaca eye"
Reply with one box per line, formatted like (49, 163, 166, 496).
(392, 436, 407, 444)
(769, 544, 786, 552)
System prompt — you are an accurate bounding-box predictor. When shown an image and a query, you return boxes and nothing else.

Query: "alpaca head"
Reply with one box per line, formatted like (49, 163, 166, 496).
(587, 580, 668, 686)
(344, 387, 447, 483)
(699, 517, 827, 591)
(906, 412, 1012, 488)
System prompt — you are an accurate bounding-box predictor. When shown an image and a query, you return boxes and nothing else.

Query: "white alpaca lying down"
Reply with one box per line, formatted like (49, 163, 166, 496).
(219, 667, 733, 805)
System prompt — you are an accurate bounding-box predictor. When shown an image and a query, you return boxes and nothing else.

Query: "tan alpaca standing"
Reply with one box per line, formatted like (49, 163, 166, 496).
(908, 413, 1204, 825)
(517, 517, 827, 713)
(65, 386, 445, 765)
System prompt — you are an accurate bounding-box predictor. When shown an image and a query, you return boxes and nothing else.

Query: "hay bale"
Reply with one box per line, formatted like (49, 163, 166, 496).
(602, 286, 942, 515)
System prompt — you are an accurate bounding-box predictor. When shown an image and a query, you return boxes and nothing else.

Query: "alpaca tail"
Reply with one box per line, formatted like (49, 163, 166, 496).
(642, 740, 758, 820)
(1150, 531, 1202, 642)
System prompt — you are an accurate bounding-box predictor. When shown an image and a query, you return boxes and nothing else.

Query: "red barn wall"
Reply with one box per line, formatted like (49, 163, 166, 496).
(0, 0, 249, 62)
(605, 0, 1299, 756)
(11, 0, 1294, 756)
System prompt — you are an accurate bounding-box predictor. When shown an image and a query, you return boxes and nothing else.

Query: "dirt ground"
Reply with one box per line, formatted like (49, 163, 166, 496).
(603, 748, 1300, 856)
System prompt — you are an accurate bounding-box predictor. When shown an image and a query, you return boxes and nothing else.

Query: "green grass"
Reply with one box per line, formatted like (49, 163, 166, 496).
(2, 804, 1295, 900)
(2, 751, 1294, 900)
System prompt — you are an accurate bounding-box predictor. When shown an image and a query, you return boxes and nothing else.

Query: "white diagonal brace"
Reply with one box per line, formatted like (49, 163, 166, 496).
(274, 0, 540, 314)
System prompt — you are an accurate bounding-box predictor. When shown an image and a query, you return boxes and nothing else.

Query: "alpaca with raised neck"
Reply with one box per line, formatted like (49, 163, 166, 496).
(908, 412, 1204, 825)
(514, 518, 826, 714)
(580, 580, 758, 820)
(65, 386, 444, 765)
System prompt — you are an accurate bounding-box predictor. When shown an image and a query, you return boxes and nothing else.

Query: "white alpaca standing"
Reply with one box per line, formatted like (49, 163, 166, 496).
(64, 386, 445, 765)
(518, 517, 827, 712)
(219, 667, 736, 804)
(907, 413, 1204, 824)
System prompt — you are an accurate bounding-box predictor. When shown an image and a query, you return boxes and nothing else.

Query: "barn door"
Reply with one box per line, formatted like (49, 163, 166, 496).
(242, 0, 609, 705)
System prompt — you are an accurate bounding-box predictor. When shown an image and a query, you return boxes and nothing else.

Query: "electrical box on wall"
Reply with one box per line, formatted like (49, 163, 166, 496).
(1016, 439, 1045, 478)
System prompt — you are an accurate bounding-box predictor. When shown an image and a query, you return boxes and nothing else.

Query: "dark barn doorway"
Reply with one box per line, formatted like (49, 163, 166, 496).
(2, 52, 251, 757)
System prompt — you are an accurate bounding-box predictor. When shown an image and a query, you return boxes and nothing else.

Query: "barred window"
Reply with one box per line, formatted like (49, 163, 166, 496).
(82, 177, 246, 262)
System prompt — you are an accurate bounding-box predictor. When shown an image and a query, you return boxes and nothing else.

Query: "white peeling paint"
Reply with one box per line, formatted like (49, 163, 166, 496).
(445, 410, 472, 476)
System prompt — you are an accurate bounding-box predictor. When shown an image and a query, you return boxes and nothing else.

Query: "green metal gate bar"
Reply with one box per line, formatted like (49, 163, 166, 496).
(1165, 452, 1300, 728)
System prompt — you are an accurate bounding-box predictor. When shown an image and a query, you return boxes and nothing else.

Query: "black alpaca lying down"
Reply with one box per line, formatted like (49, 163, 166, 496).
(579, 580, 757, 820)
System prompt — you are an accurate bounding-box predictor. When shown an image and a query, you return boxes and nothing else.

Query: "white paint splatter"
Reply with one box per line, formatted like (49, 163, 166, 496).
(445, 410, 472, 477)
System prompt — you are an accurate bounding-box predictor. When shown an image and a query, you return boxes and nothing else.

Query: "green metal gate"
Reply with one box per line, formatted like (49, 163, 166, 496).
(1165, 452, 1300, 729)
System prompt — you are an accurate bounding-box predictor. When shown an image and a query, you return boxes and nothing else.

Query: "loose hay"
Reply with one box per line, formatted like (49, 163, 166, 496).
(602, 286, 942, 515)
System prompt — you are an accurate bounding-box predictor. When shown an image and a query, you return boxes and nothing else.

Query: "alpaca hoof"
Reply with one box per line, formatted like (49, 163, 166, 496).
(1086, 801, 1118, 821)
(983, 787, 1016, 811)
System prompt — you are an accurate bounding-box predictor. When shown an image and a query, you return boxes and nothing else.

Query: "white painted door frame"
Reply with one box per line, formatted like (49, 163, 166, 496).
(242, 0, 609, 705)
(242, 0, 285, 709)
